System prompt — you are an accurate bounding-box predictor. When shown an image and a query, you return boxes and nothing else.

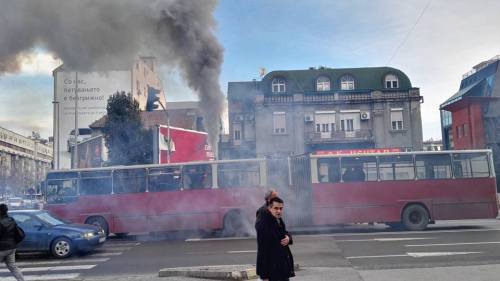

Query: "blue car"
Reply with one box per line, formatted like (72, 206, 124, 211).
(10, 210, 106, 258)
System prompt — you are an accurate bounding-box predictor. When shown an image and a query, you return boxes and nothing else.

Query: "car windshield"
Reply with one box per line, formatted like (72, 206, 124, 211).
(35, 212, 65, 226)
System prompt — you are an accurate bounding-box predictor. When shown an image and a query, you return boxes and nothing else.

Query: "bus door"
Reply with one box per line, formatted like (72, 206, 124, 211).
(285, 156, 312, 226)
(110, 168, 148, 233)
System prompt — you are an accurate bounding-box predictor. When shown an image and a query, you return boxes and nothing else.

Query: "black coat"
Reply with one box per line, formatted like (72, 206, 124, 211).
(255, 210, 295, 280)
(0, 215, 18, 251)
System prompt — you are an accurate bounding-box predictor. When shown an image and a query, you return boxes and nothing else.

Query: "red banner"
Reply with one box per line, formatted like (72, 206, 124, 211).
(314, 148, 402, 156)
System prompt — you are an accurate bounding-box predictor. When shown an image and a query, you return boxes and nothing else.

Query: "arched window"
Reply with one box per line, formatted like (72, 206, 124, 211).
(316, 76, 330, 91)
(385, 74, 399, 88)
(271, 78, 286, 93)
(340, 75, 355, 90)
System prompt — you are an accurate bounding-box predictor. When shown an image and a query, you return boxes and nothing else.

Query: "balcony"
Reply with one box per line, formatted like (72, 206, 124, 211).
(307, 129, 373, 144)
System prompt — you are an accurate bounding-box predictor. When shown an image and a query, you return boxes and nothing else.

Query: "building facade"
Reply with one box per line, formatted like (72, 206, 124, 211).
(53, 56, 165, 169)
(440, 55, 500, 189)
(0, 127, 52, 195)
(223, 66, 423, 159)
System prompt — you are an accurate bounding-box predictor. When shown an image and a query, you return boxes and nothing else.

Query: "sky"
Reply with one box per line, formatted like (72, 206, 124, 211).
(1, 0, 500, 141)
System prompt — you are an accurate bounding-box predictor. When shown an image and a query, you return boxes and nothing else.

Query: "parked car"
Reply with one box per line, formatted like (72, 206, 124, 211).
(9, 210, 106, 258)
(8, 197, 24, 209)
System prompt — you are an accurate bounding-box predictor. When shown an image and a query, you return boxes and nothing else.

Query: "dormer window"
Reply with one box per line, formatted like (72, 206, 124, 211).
(272, 78, 286, 93)
(385, 74, 399, 88)
(316, 76, 330, 91)
(340, 75, 355, 90)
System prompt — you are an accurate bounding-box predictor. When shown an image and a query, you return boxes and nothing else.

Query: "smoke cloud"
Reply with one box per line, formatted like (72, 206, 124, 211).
(0, 0, 224, 150)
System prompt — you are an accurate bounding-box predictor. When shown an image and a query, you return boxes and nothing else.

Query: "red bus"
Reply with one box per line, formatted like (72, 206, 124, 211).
(43, 158, 267, 236)
(289, 149, 498, 230)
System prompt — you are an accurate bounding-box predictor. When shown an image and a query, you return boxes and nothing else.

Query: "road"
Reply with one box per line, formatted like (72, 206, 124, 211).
(3, 219, 500, 280)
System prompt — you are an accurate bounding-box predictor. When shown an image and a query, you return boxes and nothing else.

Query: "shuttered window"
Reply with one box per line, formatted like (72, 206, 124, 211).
(390, 109, 403, 130)
(273, 112, 286, 134)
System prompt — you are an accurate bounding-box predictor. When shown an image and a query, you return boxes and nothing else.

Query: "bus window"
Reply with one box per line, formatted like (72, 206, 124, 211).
(113, 169, 147, 194)
(415, 154, 452, 179)
(317, 158, 340, 183)
(182, 164, 212, 189)
(80, 171, 112, 195)
(46, 178, 77, 204)
(341, 156, 377, 182)
(218, 162, 260, 188)
(452, 153, 490, 178)
(148, 167, 182, 192)
(379, 155, 415, 181)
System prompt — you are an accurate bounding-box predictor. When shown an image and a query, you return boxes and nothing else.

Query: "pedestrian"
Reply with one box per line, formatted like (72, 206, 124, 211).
(0, 203, 25, 281)
(255, 197, 295, 281)
(256, 189, 278, 220)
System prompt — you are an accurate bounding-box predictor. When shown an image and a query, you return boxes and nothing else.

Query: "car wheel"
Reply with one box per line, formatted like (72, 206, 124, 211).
(51, 237, 73, 258)
(85, 216, 109, 237)
(402, 204, 429, 231)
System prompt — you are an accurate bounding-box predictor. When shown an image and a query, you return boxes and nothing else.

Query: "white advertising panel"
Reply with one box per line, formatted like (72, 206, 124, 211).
(54, 71, 131, 169)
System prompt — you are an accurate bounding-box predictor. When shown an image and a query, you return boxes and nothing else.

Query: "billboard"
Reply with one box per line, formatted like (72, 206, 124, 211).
(158, 125, 214, 163)
(74, 135, 105, 168)
(53, 70, 131, 169)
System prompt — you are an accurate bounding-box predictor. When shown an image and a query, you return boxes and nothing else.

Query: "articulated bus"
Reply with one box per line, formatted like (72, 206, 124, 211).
(289, 149, 499, 230)
(44, 158, 267, 236)
(43, 149, 498, 235)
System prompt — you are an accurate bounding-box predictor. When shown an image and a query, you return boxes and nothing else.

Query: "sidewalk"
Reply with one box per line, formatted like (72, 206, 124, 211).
(79, 266, 364, 281)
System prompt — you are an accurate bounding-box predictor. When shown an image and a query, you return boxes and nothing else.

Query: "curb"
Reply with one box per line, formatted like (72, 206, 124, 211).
(158, 265, 257, 280)
(158, 264, 300, 280)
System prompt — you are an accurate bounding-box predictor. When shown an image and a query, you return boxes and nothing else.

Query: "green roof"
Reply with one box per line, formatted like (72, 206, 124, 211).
(260, 66, 413, 93)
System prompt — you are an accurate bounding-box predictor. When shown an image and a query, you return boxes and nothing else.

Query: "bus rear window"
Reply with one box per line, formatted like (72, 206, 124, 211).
(452, 153, 490, 178)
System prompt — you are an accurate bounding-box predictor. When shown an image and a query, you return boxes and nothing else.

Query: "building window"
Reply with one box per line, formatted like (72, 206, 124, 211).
(385, 74, 399, 88)
(316, 76, 330, 91)
(340, 119, 354, 131)
(234, 130, 241, 140)
(273, 112, 286, 134)
(271, 78, 286, 93)
(391, 109, 403, 130)
(315, 112, 335, 133)
(340, 75, 355, 90)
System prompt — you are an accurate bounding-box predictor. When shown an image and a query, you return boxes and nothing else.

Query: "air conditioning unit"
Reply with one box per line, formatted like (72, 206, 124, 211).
(304, 114, 314, 122)
(360, 111, 371, 120)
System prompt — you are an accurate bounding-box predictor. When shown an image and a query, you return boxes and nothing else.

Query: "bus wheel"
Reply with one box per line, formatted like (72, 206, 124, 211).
(86, 216, 109, 237)
(223, 211, 247, 237)
(402, 204, 429, 231)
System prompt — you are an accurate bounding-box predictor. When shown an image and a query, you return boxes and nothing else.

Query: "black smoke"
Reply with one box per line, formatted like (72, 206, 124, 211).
(0, 0, 224, 151)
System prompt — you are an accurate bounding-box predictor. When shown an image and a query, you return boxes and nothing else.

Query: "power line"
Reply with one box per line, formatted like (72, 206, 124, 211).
(387, 0, 432, 65)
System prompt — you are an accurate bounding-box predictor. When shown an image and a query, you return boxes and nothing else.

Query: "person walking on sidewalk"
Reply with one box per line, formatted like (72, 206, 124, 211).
(0, 203, 25, 281)
(255, 197, 295, 281)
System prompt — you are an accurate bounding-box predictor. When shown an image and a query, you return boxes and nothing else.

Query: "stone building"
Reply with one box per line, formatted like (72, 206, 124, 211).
(0, 127, 52, 195)
(222, 66, 423, 159)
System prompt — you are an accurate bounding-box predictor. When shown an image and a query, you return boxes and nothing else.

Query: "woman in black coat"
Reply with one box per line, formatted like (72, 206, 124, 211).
(255, 197, 295, 281)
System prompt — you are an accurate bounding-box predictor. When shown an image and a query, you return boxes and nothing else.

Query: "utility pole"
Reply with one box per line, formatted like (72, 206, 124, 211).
(73, 72, 79, 168)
